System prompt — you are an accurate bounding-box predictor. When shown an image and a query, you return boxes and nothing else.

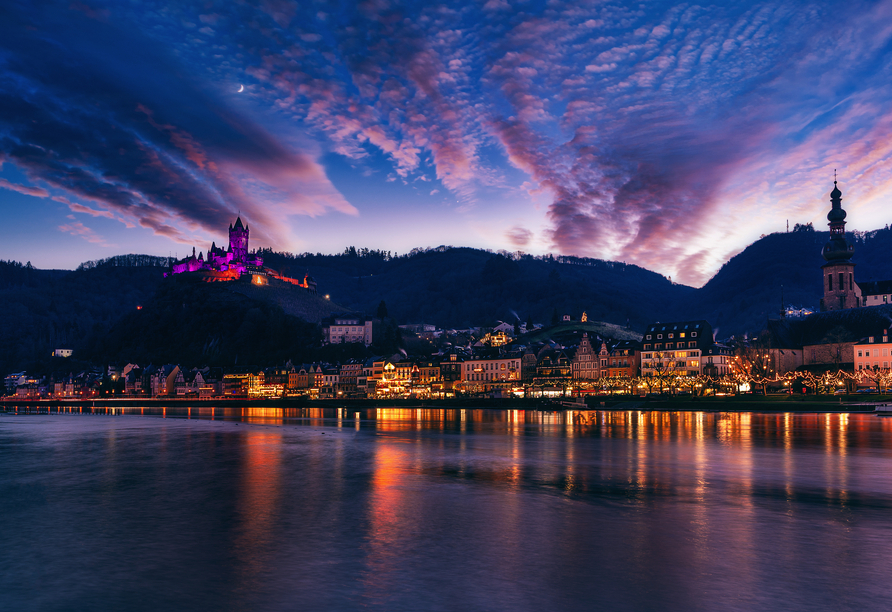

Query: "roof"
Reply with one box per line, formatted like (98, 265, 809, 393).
(859, 280, 892, 296)
(645, 320, 711, 334)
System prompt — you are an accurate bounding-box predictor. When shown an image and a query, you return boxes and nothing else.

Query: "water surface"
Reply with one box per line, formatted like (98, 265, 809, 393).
(2, 407, 892, 611)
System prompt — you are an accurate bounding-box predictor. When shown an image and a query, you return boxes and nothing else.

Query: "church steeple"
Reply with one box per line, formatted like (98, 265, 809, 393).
(820, 173, 861, 311)
(822, 175, 854, 262)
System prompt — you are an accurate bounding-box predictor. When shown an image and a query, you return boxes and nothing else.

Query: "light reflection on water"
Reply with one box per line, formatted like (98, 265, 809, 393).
(3, 406, 892, 611)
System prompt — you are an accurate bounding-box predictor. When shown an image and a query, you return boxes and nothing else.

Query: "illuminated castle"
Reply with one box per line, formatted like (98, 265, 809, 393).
(166, 216, 317, 292)
(170, 216, 263, 278)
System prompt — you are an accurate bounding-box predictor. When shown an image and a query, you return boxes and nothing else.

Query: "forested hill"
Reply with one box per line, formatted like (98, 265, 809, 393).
(5, 225, 892, 374)
(259, 247, 693, 330)
(0, 257, 166, 376)
(685, 225, 892, 336)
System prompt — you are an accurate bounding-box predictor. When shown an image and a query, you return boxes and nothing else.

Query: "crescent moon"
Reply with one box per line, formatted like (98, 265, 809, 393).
(238, 84, 244, 93)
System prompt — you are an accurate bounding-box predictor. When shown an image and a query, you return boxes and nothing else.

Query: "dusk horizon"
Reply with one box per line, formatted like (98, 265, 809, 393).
(3, 0, 892, 286)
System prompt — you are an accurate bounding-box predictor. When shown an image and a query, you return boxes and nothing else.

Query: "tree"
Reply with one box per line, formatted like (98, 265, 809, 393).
(822, 325, 852, 367)
(376, 300, 388, 319)
(734, 330, 774, 393)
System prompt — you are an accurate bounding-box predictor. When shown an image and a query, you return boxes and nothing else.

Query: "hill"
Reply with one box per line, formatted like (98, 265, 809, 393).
(5, 224, 892, 374)
(82, 278, 321, 367)
(260, 247, 693, 330)
(0, 257, 164, 376)
(517, 321, 642, 345)
(687, 226, 892, 336)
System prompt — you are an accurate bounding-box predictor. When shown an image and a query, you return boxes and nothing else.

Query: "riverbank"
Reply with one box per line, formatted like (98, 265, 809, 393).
(2, 393, 888, 412)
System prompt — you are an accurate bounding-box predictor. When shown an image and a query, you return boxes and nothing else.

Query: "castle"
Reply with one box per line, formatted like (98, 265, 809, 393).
(169, 216, 263, 278)
(166, 216, 317, 292)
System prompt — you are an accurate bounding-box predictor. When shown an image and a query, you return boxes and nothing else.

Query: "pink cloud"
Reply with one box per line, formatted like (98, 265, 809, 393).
(58, 221, 113, 246)
(0, 178, 49, 198)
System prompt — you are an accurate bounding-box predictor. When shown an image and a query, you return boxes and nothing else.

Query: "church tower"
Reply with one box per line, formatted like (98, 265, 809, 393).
(229, 216, 249, 263)
(820, 178, 861, 311)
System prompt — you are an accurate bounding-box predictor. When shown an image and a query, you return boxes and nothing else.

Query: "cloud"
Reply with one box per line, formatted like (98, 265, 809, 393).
(506, 226, 533, 247)
(0, 1, 353, 251)
(7, 0, 892, 285)
(0, 178, 49, 198)
(58, 221, 113, 246)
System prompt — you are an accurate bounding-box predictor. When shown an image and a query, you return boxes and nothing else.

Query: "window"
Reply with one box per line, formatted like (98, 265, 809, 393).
(691, 332, 697, 338)
(858, 350, 863, 357)
(668, 333, 674, 338)
(646, 335, 652, 340)
(839, 272, 844, 291)
(657, 334, 662, 339)
(679, 332, 686, 338)
(655, 343, 662, 350)
(666, 343, 674, 349)
(828, 274, 833, 291)
(689, 342, 696, 348)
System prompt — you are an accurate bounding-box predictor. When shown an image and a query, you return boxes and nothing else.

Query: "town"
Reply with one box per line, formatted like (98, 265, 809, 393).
(5, 180, 892, 402)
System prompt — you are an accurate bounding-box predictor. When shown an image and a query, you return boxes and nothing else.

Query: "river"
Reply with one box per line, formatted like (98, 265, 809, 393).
(2, 407, 891, 611)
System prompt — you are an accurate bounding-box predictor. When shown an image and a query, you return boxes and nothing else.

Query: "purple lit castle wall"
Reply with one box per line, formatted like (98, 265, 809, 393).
(168, 216, 263, 278)
(166, 216, 317, 293)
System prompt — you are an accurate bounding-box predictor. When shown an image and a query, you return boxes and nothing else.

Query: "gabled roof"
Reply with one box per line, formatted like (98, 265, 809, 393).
(859, 280, 892, 296)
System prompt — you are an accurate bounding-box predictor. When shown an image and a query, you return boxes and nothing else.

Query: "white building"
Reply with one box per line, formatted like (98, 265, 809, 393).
(322, 315, 374, 345)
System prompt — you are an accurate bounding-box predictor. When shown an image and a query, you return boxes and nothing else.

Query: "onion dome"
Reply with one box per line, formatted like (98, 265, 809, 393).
(822, 179, 854, 262)
(827, 181, 846, 223)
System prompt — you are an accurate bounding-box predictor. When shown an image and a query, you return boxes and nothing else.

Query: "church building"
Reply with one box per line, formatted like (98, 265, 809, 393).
(820, 179, 860, 311)
(820, 179, 892, 311)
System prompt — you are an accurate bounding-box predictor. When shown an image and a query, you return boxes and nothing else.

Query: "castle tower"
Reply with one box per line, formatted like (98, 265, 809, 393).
(229, 216, 249, 263)
(820, 179, 861, 311)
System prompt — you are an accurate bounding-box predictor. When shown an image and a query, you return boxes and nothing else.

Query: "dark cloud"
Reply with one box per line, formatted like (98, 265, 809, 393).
(0, 0, 348, 246)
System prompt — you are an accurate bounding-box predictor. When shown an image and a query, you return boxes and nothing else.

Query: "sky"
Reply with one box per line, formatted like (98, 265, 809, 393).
(2, 0, 892, 286)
